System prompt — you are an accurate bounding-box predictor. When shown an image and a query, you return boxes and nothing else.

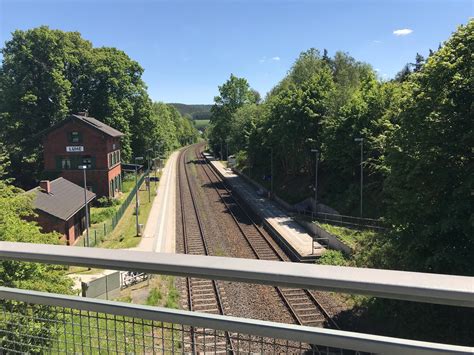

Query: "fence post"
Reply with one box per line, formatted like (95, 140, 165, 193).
(104, 223, 106, 236)
(94, 230, 97, 246)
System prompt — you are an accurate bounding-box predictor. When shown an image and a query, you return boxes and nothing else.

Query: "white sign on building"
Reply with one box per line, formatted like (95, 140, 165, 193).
(66, 146, 84, 152)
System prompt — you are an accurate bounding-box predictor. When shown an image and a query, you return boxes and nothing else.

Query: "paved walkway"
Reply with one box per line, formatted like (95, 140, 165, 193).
(136, 149, 179, 253)
(206, 154, 324, 259)
(70, 150, 180, 293)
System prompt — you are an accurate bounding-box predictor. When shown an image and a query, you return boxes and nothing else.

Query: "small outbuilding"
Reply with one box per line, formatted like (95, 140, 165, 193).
(27, 178, 96, 245)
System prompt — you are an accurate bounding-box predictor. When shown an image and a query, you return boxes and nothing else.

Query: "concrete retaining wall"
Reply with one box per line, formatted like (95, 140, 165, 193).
(298, 220, 352, 255)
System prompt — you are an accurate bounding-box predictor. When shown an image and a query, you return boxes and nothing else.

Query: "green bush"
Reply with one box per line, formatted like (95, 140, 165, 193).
(96, 196, 120, 207)
(146, 288, 162, 306)
(165, 288, 180, 309)
(90, 207, 116, 224)
(316, 250, 350, 266)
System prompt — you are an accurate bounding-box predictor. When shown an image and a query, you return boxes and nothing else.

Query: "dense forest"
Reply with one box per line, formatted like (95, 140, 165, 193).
(0, 26, 199, 188)
(169, 103, 212, 120)
(208, 21, 473, 277)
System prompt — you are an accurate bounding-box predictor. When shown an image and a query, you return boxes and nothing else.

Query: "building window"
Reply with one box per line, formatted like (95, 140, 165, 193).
(69, 131, 82, 143)
(108, 150, 121, 168)
(82, 156, 92, 169)
(61, 158, 71, 169)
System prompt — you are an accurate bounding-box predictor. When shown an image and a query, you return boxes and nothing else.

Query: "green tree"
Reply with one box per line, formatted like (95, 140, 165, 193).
(0, 143, 73, 351)
(0, 26, 187, 188)
(0, 27, 90, 187)
(383, 22, 473, 275)
(209, 74, 258, 156)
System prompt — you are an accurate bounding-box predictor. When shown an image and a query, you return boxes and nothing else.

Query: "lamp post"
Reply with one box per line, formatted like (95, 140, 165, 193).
(354, 138, 364, 217)
(155, 144, 161, 182)
(134, 156, 144, 236)
(270, 147, 274, 197)
(78, 165, 90, 247)
(311, 149, 319, 214)
(146, 148, 153, 202)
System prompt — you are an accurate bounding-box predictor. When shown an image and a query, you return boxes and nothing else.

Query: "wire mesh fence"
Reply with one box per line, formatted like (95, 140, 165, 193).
(82, 171, 148, 247)
(0, 300, 362, 354)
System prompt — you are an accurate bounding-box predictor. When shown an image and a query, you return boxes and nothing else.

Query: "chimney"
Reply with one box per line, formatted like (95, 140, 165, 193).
(39, 180, 51, 194)
(77, 111, 88, 117)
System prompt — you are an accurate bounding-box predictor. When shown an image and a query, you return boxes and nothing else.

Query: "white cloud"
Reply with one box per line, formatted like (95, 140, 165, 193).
(372, 40, 382, 44)
(374, 68, 380, 72)
(271, 56, 280, 61)
(259, 57, 266, 63)
(393, 28, 413, 36)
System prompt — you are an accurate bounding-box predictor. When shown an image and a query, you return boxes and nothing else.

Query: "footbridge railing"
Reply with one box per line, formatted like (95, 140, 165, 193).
(0, 242, 472, 354)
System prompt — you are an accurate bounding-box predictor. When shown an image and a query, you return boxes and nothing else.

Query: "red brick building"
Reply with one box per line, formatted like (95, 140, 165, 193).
(27, 178, 96, 245)
(43, 113, 124, 198)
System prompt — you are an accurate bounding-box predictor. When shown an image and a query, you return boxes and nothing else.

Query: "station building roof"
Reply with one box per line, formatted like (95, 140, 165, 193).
(27, 178, 96, 221)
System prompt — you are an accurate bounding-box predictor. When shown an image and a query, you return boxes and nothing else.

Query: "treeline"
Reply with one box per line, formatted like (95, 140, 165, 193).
(0, 26, 198, 188)
(209, 22, 473, 276)
(169, 103, 212, 120)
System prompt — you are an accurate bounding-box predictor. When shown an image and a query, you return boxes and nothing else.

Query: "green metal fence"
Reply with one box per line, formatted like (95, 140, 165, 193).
(82, 171, 148, 247)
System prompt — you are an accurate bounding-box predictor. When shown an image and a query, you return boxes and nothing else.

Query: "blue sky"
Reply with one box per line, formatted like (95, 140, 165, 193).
(0, 0, 471, 104)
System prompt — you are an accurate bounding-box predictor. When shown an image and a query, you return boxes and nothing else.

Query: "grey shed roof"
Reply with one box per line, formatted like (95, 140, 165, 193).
(71, 114, 124, 137)
(28, 178, 96, 221)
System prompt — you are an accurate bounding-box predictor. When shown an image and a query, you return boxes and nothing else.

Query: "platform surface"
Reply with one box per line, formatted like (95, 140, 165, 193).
(137, 150, 179, 253)
(206, 154, 324, 258)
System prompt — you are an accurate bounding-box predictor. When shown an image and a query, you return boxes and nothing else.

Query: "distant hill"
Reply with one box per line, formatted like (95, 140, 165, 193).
(169, 103, 212, 120)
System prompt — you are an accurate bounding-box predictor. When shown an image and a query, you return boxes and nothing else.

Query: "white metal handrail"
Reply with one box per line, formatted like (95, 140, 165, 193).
(0, 241, 472, 308)
(0, 287, 472, 354)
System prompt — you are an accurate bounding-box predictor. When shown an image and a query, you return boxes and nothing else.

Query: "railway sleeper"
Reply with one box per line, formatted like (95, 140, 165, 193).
(192, 292, 217, 298)
(289, 300, 315, 309)
(193, 307, 220, 313)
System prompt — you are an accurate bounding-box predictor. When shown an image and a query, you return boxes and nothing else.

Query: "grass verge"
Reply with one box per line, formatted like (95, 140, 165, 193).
(315, 222, 378, 250)
(99, 182, 157, 249)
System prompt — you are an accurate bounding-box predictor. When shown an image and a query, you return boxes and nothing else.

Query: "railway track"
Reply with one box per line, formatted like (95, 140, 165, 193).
(177, 147, 234, 353)
(195, 145, 338, 330)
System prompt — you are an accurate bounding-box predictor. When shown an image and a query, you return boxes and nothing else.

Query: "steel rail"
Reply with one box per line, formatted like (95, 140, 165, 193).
(198, 147, 338, 331)
(178, 146, 235, 353)
(178, 148, 198, 353)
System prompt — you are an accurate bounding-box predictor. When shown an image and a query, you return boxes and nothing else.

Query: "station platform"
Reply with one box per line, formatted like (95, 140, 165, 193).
(204, 153, 324, 262)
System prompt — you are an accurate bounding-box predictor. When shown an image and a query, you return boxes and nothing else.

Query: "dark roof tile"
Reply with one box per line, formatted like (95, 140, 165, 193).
(28, 178, 96, 221)
(71, 114, 124, 137)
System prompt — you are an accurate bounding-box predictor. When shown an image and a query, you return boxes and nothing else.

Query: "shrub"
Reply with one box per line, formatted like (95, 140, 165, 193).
(96, 196, 120, 207)
(146, 288, 162, 306)
(90, 207, 116, 224)
(316, 250, 350, 266)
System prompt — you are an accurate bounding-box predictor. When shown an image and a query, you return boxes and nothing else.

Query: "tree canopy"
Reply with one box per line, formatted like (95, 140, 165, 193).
(208, 22, 473, 276)
(0, 26, 198, 188)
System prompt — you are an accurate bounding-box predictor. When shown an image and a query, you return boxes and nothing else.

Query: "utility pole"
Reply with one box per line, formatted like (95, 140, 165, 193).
(78, 165, 90, 247)
(311, 149, 319, 213)
(354, 138, 364, 217)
